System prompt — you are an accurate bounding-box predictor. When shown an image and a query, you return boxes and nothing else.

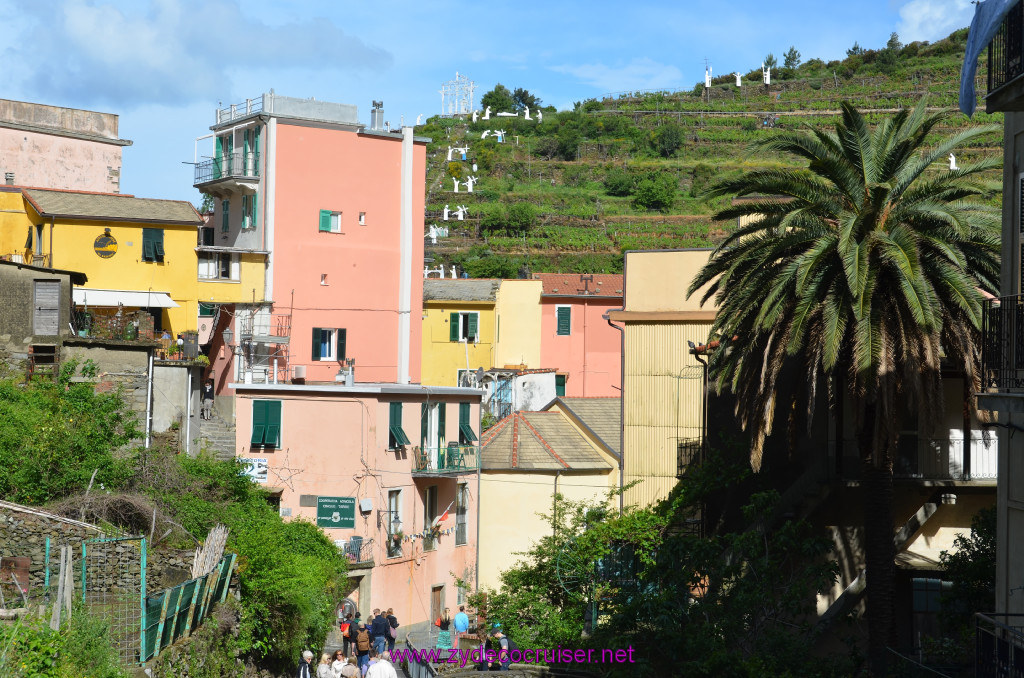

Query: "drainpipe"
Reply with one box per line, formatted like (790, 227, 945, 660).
(397, 127, 414, 384)
(692, 352, 709, 455)
(49, 217, 54, 267)
(603, 310, 624, 517)
(144, 351, 154, 448)
(552, 469, 562, 537)
(475, 396, 482, 596)
(185, 368, 192, 455)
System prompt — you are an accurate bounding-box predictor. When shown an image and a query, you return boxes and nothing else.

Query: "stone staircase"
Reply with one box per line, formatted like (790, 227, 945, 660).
(197, 413, 237, 460)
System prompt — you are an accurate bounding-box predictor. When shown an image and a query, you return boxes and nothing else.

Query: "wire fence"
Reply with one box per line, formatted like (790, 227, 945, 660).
(81, 536, 145, 665)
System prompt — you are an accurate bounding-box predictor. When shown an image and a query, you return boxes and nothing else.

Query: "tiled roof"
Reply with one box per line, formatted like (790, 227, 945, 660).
(554, 397, 621, 457)
(532, 273, 624, 297)
(481, 411, 613, 471)
(423, 279, 500, 302)
(23, 188, 203, 225)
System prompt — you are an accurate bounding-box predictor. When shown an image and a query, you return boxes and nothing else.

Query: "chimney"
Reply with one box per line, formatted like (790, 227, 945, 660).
(371, 100, 384, 131)
(4, 172, 14, 185)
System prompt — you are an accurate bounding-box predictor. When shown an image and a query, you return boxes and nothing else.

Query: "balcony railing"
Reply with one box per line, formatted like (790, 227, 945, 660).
(989, 1, 1024, 97)
(833, 435, 998, 481)
(194, 151, 260, 186)
(982, 295, 1024, 391)
(676, 438, 704, 478)
(215, 96, 264, 125)
(340, 537, 373, 566)
(976, 613, 1024, 678)
(413, 445, 479, 474)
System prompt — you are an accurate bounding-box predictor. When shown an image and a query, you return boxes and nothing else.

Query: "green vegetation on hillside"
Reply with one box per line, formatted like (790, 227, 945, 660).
(417, 28, 1001, 277)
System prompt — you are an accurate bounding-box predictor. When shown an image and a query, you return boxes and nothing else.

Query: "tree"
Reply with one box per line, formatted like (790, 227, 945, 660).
(603, 168, 634, 196)
(847, 41, 865, 57)
(512, 87, 542, 111)
(688, 101, 1000, 676)
(887, 32, 903, 52)
(784, 46, 801, 69)
(633, 171, 677, 211)
(764, 53, 777, 69)
(481, 84, 516, 113)
(654, 122, 684, 158)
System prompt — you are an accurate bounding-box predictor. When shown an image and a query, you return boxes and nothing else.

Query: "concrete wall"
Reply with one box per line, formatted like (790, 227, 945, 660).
(422, 302, 496, 386)
(513, 372, 556, 412)
(539, 298, 621, 397)
(234, 386, 481, 626)
(624, 249, 713, 313)
(0, 261, 74, 366)
(62, 340, 152, 426)
(152, 363, 202, 454)
(494, 280, 542, 368)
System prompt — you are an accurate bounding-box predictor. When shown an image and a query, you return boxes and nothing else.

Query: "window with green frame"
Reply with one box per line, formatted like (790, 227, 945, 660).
(449, 312, 479, 342)
(389, 402, 410, 448)
(458, 403, 477, 444)
(221, 200, 230, 233)
(555, 374, 566, 397)
(556, 306, 571, 335)
(250, 400, 281, 448)
(142, 228, 164, 262)
(198, 302, 216, 317)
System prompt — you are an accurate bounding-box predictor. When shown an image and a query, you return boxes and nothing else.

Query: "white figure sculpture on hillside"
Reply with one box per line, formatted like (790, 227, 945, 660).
(447, 146, 454, 161)
(762, 63, 771, 85)
(455, 205, 468, 220)
(481, 130, 491, 139)
(735, 72, 742, 87)
(524, 106, 532, 120)
(443, 204, 450, 221)
(482, 106, 491, 120)
(455, 146, 469, 160)
(464, 176, 478, 193)
(416, 114, 423, 125)
(428, 224, 438, 244)
(537, 110, 543, 123)
(453, 177, 460, 192)
(494, 130, 506, 143)
(496, 111, 517, 117)
(472, 110, 479, 123)
(949, 153, 958, 170)
(472, 162, 478, 172)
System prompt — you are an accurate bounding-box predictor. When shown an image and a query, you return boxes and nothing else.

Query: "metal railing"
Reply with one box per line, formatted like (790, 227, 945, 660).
(976, 613, 1024, 678)
(194, 150, 260, 185)
(676, 438, 704, 478)
(215, 96, 264, 125)
(413, 445, 479, 474)
(982, 295, 1024, 391)
(342, 537, 373, 566)
(833, 435, 998, 481)
(989, 1, 1024, 96)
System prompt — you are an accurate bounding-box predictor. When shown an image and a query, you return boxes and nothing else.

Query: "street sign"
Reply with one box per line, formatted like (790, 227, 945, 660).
(316, 496, 356, 529)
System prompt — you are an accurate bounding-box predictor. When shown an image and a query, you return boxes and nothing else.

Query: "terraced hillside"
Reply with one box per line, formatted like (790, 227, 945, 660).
(415, 28, 1003, 276)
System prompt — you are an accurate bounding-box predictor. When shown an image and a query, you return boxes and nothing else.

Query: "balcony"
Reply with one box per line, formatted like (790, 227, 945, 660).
(215, 96, 264, 125)
(413, 445, 479, 476)
(676, 438, 704, 478)
(976, 613, 1024, 678)
(340, 537, 373, 568)
(194, 151, 260, 195)
(833, 435, 998, 483)
(982, 294, 1024, 391)
(987, 1, 1024, 111)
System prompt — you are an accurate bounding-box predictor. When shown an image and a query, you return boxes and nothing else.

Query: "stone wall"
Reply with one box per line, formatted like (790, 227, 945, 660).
(0, 262, 75, 368)
(0, 502, 198, 597)
(62, 339, 153, 421)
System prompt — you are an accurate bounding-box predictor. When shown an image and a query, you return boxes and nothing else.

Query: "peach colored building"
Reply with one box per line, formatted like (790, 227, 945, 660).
(232, 381, 482, 627)
(195, 93, 426, 416)
(533, 274, 623, 398)
(0, 98, 130, 192)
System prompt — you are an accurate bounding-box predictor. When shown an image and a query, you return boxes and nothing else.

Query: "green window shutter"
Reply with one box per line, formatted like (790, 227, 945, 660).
(222, 200, 230, 233)
(214, 136, 223, 178)
(252, 191, 258, 229)
(199, 302, 215, 317)
(153, 230, 164, 260)
(557, 307, 571, 335)
(459, 402, 470, 428)
(449, 312, 460, 342)
(243, 130, 250, 161)
(437, 403, 446, 447)
(250, 400, 267, 444)
(458, 402, 477, 442)
(467, 313, 478, 342)
(142, 229, 155, 261)
(556, 374, 566, 397)
(389, 402, 410, 447)
(254, 127, 261, 161)
(420, 403, 428, 449)
(241, 195, 248, 228)
(311, 328, 322, 361)
(265, 400, 282, 448)
(319, 209, 332, 232)
(337, 328, 346, 362)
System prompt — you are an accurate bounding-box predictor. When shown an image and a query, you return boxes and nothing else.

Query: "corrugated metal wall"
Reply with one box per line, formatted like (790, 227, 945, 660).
(623, 321, 711, 507)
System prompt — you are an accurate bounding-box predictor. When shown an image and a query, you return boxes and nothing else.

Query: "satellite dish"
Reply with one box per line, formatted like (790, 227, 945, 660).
(475, 367, 485, 381)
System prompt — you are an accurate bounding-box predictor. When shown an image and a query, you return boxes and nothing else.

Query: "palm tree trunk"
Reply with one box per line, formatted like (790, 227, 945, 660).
(859, 402, 896, 677)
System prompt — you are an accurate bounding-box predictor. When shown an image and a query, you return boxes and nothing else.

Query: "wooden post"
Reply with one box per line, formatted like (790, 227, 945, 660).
(151, 589, 172, 657)
(183, 577, 203, 638)
(164, 585, 186, 649)
(49, 546, 66, 631)
(64, 545, 74, 622)
(219, 554, 237, 603)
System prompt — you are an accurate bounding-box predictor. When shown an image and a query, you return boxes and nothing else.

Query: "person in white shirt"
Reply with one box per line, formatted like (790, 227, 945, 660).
(365, 650, 398, 678)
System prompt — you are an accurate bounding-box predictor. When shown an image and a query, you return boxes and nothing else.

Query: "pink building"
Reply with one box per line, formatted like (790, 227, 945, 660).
(233, 381, 482, 627)
(534, 274, 623, 398)
(0, 98, 130, 192)
(197, 93, 426, 416)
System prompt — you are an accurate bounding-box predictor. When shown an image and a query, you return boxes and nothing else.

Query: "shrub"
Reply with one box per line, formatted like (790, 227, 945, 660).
(507, 203, 537, 232)
(446, 161, 463, 180)
(603, 168, 634, 196)
(690, 164, 715, 197)
(556, 126, 581, 161)
(655, 122, 684, 158)
(562, 165, 590, 187)
(633, 172, 677, 211)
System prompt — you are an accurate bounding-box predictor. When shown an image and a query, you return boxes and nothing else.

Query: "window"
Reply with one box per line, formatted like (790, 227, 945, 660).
(319, 209, 342, 233)
(239, 193, 257, 230)
(201, 227, 215, 246)
(556, 306, 571, 335)
(359, 212, 366, 226)
(199, 302, 216, 317)
(556, 374, 566, 397)
(455, 483, 468, 545)
(424, 485, 438, 551)
(250, 399, 282, 448)
(387, 489, 403, 558)
(388, 402, 410, 449)
(312, 328, 346, 362)
(142, 228, 165, 262)
(912, 578, 951, 614)
(320, 274, 328, 286)
(420, 402, 446, 452)
(458, 403, 477, 444)
(449, 312, 479, 343)
(198, 253, 239, 280)
(221, 200, 230, 233)
(34, 224, 43, 255)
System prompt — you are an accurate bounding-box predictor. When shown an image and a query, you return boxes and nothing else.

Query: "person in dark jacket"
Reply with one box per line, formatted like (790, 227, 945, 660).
(297, 650, 314, 678)
(385, 608, 399, 652)
(200, 378, 214, 420)
(370, 608, 389, 654)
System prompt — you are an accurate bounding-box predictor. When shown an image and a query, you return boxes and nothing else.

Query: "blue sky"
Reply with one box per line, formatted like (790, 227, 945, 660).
(0, 0, 974, 204)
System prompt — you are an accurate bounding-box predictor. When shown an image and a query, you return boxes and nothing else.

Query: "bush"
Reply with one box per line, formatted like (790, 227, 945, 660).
(603, 168, 634, 196)
(690, 164, 715, 197)
(655, 122, 684, 158)
(0, 607, 128, 678)
(562, 165, 590, 187)
(556, 126, 581, 161)
(507, 203, 537, 232)
(633, 172, 677, 211)
(479, 206, 507, 233)
(446, 161, 463, 180)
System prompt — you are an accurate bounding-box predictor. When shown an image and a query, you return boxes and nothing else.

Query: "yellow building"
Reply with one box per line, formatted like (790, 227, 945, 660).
(493, 279, 542, 368)
(422, 279, 500, 386)
(608, 249, 715, 508)
(0, 187, 264, 338)
(478, 397, 620, 589)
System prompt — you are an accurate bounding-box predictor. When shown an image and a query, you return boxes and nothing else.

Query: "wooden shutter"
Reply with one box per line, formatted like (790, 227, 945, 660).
(438, 403, 446, 447)
(252, 191, 258, 230)
(467, 313, 478, 342)
(556, 374, 566, 397)
(250, 400, 267, 444)
(241, 195, 249, 229)
(153, 230, 164, 259)
(265, 400, 282, 448)
(254, 126, 261, 169)
(557, 307, 571, 335)
(311, 328, 322, 360)
(222, 200, 230, 232)
(450, 312, 460, 342)
(337, 328, 347, 361)
(214, 136, 223, 178)
(33, 280, 60, 335)
(142, 229, 155, 261)
(319, 209, 332, 232)
(459, 402, 477, 443)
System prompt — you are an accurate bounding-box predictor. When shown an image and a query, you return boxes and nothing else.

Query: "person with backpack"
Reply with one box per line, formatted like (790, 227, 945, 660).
(370, 608, 389, 655)
(491, 623, 517, 671)
(340, 613, 354, 656)
(354, 621, 372, 675)
(385, 608, 399, 652)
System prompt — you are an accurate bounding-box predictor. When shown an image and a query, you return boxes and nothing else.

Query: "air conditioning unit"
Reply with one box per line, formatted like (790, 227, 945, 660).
(292, 365, 306, 382)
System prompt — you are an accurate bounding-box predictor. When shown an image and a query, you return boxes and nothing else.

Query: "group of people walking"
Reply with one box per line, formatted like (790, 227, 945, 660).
(297, 648, 397, 678)
(435, 605, 470, 649)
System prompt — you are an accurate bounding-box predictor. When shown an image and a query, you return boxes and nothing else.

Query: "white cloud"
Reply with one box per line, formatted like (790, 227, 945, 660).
(551, 57, 684, 95)
(4, 0, 392, 107)
(897, 0, 974, 43)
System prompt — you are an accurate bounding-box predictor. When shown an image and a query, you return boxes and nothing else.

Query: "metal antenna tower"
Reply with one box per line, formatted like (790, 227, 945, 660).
(439, 72, 477, 118)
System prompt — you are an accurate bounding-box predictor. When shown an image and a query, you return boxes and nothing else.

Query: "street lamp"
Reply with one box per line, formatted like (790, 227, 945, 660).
(221, 326, 233, 348)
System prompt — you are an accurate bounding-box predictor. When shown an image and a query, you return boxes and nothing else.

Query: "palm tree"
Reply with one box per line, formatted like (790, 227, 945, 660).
(688, 101, 1000, 675)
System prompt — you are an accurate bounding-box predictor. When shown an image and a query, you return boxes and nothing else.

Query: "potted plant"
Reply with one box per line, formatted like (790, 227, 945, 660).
(391, 531, 404, 543)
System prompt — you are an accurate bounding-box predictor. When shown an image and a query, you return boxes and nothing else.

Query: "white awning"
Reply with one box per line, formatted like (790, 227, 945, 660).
(73, 288, 180, 309)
